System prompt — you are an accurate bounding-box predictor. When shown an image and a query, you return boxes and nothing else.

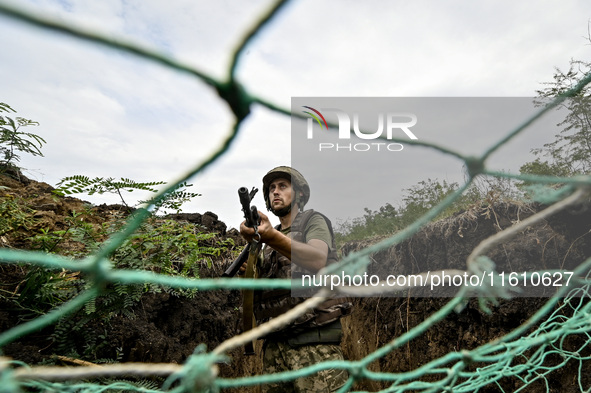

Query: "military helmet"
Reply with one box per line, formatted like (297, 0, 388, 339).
(263, 166, 310, 214)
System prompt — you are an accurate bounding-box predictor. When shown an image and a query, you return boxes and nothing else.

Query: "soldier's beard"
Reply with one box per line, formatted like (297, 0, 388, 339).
(271, 205, 291, 217)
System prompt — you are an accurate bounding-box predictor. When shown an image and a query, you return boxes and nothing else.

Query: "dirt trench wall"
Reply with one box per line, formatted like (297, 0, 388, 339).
(338, 201, 591, 392)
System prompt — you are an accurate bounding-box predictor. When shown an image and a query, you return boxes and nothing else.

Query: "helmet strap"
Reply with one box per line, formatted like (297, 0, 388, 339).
(294, 190, 304, 211)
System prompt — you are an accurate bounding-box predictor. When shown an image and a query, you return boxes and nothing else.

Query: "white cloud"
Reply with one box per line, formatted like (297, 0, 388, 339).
(1, 0, 591, 229)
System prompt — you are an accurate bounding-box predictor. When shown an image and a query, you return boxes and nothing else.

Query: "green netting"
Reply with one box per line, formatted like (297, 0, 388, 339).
(1, 1, 591, 392)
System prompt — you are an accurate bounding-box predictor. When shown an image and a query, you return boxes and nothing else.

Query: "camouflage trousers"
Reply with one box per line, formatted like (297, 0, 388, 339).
(261, 340, 349, 393)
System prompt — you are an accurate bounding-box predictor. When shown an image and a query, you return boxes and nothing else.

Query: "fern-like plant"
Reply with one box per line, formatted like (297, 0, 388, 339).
(53, 175, 165, 208)
(138, 181, 201, 214)
(53, 176, 200, 213)
(0, 102, 45, 172)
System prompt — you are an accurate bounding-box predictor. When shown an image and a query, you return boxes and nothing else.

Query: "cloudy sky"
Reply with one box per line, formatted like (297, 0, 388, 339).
(1, 0, 590, 230)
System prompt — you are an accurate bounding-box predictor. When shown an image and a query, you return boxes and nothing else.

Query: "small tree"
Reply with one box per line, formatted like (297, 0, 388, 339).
(398, 178, 461, 225)
(335, 178, 482, 243)
(524, 59, 591, 177)
(0, 102, 45, 171)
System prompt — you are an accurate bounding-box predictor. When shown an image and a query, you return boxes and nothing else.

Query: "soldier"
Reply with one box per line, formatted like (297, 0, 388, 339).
(240, 166, 352, 393)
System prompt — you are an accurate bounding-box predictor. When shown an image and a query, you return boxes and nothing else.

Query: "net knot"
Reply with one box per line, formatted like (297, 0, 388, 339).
(164, 344, 227, 393)
(0, 358, 21, 393)
(464, 156, 485, 178)
(216, 79, 252, 121)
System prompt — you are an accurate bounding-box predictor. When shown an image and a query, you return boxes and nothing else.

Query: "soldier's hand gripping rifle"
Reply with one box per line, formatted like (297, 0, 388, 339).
(236, 186, 261, 355)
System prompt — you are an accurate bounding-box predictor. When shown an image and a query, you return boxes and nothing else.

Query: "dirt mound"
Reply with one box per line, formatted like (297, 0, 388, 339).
(1, 172, 591, 392)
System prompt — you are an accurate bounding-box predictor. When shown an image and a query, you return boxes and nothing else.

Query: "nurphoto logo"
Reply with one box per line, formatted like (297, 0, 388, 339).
(302, 106, 418, 152)
(301, 106, 328, 131)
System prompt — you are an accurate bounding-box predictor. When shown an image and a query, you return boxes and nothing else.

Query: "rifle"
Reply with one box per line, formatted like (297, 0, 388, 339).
(222, 187, 260, 277)
(237, 186, 261, 355)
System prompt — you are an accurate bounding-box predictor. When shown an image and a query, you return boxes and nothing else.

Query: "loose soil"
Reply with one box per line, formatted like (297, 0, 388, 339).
(1, 171, 590, 392)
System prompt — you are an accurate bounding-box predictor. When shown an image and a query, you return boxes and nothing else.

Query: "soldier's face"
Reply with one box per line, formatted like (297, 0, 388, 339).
(268, 178, 294, 211)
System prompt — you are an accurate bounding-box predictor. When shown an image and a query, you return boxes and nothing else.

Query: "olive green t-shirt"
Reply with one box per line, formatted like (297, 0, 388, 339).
(280, 213, 333, 254)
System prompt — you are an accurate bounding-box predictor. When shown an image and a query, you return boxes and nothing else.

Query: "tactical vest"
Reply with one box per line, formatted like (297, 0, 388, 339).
(253, 210, 352, 333)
